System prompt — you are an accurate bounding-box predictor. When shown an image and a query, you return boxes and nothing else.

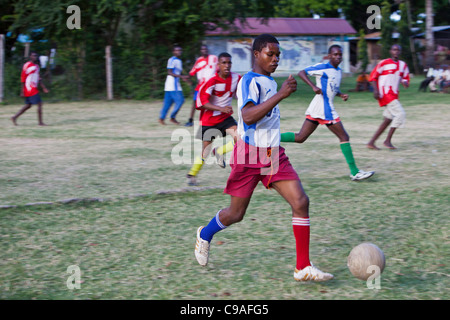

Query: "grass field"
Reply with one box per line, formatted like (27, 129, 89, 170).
(0, 76, 449, 300)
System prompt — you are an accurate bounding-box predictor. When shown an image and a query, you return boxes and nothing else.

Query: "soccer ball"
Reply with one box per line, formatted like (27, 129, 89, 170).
(347, 243, 385, 281)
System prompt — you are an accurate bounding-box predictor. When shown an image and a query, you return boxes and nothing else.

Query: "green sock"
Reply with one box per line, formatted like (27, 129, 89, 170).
(280, 132, 296, 142)
(340, 142, 359, 176)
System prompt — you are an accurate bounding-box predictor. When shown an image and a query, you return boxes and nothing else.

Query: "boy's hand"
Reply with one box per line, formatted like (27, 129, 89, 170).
(401, 79, 409, 88)
(279, 75, 297, 98)
(222, 106, 233, 114)
(340, 93, 349, 101)
(312, 85, 322, 95)
(373, 91, 380, 100)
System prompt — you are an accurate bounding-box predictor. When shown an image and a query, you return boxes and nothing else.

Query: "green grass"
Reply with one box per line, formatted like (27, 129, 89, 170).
(0, 76, 449, 300)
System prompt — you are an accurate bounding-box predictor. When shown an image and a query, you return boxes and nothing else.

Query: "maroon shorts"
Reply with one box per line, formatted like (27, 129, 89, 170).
(224, 142, 300, 198)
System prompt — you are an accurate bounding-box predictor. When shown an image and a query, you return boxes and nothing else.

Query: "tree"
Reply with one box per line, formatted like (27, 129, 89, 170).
(398, 2, 418, 74)
(424, 0, 434, 67)
(380, 0, 395, 59)
(274, 0, 341, 18)
(357, 29, 369, 72)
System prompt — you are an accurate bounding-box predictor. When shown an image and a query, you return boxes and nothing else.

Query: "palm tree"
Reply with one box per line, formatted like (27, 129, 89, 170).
(425, 0, 434, 67)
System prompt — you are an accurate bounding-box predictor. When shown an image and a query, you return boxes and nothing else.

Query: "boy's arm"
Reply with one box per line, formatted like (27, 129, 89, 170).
(369, 64, 380, 100)
(40, 78, 49, 93)
(298, 70, 322, 95)
(371, 81, 380, 100)
(167, 69, 190, 81)
(336, 91, 348, 101)
(241, 75, 297, 125)
(202, 102, 233, 114)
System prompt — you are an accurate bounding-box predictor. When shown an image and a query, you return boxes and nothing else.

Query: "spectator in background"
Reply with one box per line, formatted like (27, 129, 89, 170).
(353, 71, 372, 92)
(439, 65, 450, 92)
(429, 65, 443, 92)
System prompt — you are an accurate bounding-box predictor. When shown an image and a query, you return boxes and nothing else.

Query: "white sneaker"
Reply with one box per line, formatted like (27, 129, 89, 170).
(213, 148, 226, 168)
(195, 227, 210, 266)
(350, 170, 375, 181)
(294, 263, 334, 282)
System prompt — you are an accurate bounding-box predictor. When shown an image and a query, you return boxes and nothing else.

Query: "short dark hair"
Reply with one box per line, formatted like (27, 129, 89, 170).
(218, 52, 231, 59)
(328, 45, 342, 54)
(253, 34, 279, 52)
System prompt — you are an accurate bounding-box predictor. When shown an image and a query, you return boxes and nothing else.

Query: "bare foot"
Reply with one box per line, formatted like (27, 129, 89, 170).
(170, 118, 180, 125)
(39, 123, 48, 126)
(383, 142, 396, 149)
(11, 117, 17, 126)
(366, 144, 380, 150)
(158, 119, 166, 125)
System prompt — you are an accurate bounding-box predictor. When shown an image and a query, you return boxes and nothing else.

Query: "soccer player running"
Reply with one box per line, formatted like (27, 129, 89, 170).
(195, 34, 333, 282)
(280, 45, 374, 181)
(11, 51, 49, 126)
(186, 52, 241, 186)
(367, 44, 410, 150)
(184, 45, 218, 127)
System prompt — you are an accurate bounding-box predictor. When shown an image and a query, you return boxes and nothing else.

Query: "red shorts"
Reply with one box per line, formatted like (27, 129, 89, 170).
(306, 115, 341, 125)
(224, 142, 300, 198)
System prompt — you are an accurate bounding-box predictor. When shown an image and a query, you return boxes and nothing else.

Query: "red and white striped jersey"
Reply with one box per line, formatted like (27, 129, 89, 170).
(369, 58, 410, 107)
(189, 55, 218, 91)
(196, 72, 241, 126)
(21, 61, 40, 97)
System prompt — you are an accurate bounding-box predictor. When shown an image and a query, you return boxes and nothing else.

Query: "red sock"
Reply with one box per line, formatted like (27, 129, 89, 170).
(292, 217, 311, 270)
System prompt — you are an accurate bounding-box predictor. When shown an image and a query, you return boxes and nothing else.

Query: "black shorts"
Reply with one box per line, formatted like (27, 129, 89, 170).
(25, 94, 42, 105)
(196, 116, 237, 141)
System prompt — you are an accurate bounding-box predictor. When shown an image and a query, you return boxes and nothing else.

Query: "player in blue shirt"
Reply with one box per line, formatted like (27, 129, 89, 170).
(194, 34, 333, 282)
(159, 45, 190, 125)
(281, 45, 374, 181)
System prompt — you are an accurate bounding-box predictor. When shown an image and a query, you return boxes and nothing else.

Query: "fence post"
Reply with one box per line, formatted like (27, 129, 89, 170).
(106, 45, 113, 100)
(0, 34, 4, 103)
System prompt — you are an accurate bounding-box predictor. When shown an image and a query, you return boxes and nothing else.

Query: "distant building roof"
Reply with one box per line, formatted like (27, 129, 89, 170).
(205, 17, 357, 36)
(349, 25, 450, 41)
(413, 25, 450, 38)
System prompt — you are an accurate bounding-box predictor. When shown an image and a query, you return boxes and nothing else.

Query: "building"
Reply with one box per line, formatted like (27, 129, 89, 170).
(350, 26, 450, 72)
(204, 17, 357, 75)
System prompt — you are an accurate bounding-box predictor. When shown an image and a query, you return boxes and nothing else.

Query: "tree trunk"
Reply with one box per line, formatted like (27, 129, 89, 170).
(425, 0, 434, 67)
(406, 0, 419, 74)
(0, 34, 4, 103)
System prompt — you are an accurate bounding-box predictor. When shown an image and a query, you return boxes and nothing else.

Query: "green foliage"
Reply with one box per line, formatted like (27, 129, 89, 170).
(2, 0, 278, 101)
(397, 3, 415, 73)
(357, 29, 369, 72)
(274, 0, 341, 17)
(380, 0, 394, 59)
(2, 0, 445, 100)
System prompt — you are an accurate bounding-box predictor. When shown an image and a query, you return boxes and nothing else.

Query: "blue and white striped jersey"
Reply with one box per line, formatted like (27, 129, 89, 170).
(304, 62, 342, 120)
(236, 71, 280, 148)
(164, 56, 183, 91)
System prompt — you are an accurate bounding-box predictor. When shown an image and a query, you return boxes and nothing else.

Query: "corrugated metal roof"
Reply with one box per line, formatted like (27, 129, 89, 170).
(206, 17, 357, 36)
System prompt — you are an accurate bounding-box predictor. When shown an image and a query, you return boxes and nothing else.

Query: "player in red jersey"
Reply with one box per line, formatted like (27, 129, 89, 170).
(367, 44, 410, 150)
(186, 52, 240, 186)
(184, 45, 218, 127)
(11, 52, 49, 126)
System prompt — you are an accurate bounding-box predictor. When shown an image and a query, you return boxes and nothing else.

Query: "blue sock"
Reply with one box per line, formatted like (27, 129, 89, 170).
(200, 210, 227, 242)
